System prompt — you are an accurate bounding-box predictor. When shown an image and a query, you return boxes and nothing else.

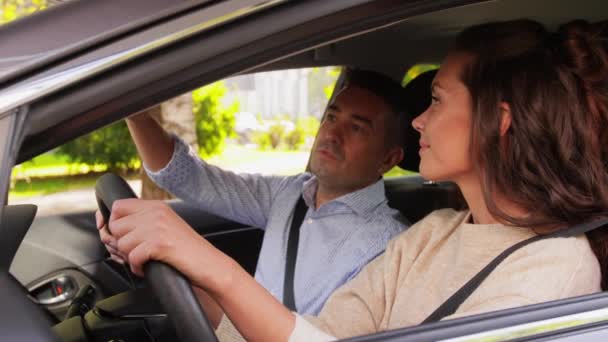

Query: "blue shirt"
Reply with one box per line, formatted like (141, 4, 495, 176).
(147, 137, 407, 314)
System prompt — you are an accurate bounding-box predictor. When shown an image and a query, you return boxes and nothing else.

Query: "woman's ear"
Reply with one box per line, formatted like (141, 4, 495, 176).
(499, 102, 512, 136)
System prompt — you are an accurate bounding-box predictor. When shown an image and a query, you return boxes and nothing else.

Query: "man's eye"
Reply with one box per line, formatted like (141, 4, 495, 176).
(325, 114, 336, 122)
(431, 95, 440, 104)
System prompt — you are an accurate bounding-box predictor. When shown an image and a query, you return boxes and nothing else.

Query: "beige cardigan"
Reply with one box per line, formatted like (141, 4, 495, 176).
(218, 209, 602, 341)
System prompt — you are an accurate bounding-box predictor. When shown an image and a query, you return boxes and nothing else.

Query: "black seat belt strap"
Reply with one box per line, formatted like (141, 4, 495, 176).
(283, 196, 308, 311)
(423, 217, 608, 324)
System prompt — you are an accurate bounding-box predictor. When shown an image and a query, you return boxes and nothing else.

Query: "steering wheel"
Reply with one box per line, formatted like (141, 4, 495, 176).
(95, 173, 218, 342)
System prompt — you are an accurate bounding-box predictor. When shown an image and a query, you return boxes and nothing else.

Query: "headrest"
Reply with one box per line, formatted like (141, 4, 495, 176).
(398, 69, 437, 171)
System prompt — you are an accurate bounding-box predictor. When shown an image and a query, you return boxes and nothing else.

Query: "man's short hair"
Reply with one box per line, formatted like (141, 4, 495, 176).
(341, 68, 407, 148)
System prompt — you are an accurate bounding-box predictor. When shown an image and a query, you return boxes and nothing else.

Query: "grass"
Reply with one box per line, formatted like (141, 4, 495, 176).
(206, 145, 311, 175)
(11, 173, 106, 198)
(9, 144, 416, 199)
(11, 152, 109, 179)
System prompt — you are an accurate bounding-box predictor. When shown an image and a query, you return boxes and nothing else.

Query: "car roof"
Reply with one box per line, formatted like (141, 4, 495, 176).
(2, 0, 605, 162)
(0, 0, 217, 83)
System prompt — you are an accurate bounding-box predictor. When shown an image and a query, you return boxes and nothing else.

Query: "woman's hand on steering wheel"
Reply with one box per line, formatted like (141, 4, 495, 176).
(96, 210, 127, 264)
(106, 199, 238, 294)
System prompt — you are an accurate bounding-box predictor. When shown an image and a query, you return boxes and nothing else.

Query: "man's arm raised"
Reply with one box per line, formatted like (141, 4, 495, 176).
(126, 112, 175, 172)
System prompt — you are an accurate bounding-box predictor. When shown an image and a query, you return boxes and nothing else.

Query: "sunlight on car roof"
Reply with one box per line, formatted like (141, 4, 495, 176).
(0, 0, 69, 26)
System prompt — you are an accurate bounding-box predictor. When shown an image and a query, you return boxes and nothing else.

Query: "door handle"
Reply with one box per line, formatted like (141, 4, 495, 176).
(29, 275, 77, 305)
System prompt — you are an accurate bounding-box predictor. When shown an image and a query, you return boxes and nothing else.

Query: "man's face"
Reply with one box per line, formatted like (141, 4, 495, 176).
(310, 85, 400, 193)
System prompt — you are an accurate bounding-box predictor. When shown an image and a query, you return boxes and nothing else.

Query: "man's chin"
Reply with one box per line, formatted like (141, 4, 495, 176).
(310, 162, 338, 179)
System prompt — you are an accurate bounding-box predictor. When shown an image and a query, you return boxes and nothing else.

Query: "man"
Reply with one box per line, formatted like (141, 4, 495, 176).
(98, 68, 410, 315)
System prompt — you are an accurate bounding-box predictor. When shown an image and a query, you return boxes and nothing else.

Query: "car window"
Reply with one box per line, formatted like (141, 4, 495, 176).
(9, 64, 444, 215)
(9, 67, 340, 215)
(402, 64, 439, 87)
(1, 0, 49, 25)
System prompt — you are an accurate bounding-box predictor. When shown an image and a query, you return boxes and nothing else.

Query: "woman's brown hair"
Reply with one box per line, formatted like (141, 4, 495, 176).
(453, 19, 608, 288)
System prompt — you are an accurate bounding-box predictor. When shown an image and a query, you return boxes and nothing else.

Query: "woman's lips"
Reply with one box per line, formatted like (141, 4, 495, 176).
(419, 140, 430, 154)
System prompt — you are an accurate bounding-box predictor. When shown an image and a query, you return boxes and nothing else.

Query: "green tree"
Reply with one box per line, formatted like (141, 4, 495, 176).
(267, 122, 286, 149)
(308, 67, 340, 114)
(402, 64, 439, 86)
(297, 116, 320, 138)
(193, 81, 239, 157)
(1, 0, 46, 24)
(57, 122, 138, 173)
(284, 126, 304, 150)
(286, 116, 319, 150)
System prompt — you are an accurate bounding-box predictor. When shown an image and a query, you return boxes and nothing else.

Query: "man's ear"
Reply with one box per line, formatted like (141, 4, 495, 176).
(380, 146, 404, 175)
(499, 102, 512, 136)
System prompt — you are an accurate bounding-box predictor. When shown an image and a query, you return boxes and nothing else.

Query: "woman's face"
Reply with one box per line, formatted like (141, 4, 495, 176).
(412, 52, 474, 182)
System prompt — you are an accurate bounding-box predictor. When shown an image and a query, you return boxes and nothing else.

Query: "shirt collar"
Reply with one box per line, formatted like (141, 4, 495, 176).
(301, 174, 387, 215)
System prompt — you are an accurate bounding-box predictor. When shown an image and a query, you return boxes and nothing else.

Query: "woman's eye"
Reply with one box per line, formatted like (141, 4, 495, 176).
(431, 95, 439, 104)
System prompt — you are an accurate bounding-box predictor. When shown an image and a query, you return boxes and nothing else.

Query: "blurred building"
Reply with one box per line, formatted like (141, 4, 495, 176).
(223, 67, 337, 120)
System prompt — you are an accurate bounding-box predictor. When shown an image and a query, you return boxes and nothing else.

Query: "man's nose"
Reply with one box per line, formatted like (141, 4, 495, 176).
(323, 122, 344, 144)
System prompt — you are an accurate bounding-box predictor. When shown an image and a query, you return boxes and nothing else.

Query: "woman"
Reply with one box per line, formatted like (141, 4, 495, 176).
(103, 19, 608, 341)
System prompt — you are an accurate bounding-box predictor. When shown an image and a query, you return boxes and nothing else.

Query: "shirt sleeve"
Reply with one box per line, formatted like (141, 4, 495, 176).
(145, 135, 291, 228)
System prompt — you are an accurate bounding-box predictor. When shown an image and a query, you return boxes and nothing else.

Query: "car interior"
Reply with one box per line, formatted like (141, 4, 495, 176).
(3, 0, 608, 341)
(9, 69, 463, 341)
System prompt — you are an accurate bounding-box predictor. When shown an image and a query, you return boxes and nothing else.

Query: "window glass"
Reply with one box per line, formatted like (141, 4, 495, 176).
(9, 67, 339, 215)
(1, 0, 49, 25)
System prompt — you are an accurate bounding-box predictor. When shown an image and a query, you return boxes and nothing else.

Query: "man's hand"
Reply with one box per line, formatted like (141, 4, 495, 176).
(125, 111, 174, 172)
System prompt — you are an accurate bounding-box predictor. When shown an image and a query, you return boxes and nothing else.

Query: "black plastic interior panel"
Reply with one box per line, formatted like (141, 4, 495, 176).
(0, 204, 37, 269)
(168, 201, 264, 274)
(385, 176, 465, 223)
(0, 272, 57, 341)
(10, 213, 107, 285)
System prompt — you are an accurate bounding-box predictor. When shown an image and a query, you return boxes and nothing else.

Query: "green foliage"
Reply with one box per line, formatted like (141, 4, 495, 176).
(284, 126, 305, 150)
(1, 0, 47, 24)
(10, 174, 101, 199)
(321, 67, 341, 100)
(252, 131, 272, 150)
(253, 120, 286, 150)
(384, 166, 416, 178)
(267, 122, 286, 149)
(193, 81, 239, 157)
(286, 116, 320, 150)
(308, 67, 341, 116)
(253, 116, 320, 151)
(56, 121, 139, 173)
(402, 64, 440, 87)
(297, 116, 320, 137)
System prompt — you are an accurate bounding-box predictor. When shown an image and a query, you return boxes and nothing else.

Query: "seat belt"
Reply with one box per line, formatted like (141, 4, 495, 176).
(423, 217, 608, 324)
(283, 196, 308, 311)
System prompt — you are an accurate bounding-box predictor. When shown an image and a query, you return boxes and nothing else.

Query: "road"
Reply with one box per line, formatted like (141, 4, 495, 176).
(10, 180, 142, 216)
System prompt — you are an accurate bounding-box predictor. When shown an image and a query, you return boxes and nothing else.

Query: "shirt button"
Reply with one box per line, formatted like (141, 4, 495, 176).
(307, 218, 313, 224)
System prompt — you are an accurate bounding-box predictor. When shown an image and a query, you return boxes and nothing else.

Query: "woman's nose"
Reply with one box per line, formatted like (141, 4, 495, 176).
(412, 112, 427, 132)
